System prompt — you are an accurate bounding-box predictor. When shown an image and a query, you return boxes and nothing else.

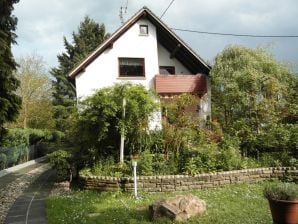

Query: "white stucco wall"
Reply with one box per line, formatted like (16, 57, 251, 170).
(157, 42, 191, 74)
(75, 19, 195, 100)
(74, 17, 210, 129)
(75, 19, 159, 100)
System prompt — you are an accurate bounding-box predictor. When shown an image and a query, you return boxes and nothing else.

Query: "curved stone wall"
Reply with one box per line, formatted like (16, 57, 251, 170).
(79, 167, 298, 192)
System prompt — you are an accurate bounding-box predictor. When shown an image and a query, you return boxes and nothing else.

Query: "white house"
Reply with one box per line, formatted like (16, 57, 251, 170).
(68, 7, 211, 129)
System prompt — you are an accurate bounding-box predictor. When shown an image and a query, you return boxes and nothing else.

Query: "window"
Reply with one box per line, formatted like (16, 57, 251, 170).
(139, 24, 148, 35)
(159, 66, 175, 75)
(119, 58, 145, 77)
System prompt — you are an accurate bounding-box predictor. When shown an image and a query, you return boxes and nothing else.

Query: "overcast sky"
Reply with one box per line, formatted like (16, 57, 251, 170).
(12, 0, 298, 72)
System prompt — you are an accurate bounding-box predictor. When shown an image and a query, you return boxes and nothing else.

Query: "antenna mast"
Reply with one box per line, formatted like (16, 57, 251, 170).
(119, 0, 128, 24)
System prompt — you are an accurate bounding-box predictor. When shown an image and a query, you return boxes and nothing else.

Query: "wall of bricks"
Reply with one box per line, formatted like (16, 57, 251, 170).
(80, 167, 298, 192)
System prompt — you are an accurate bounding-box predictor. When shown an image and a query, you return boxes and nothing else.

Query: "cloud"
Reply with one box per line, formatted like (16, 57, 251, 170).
(12, 0, 298, 71)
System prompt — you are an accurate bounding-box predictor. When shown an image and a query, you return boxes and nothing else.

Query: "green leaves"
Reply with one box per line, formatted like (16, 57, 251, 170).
(0, 0, 21, 140)
(75, 83, 157, 162)
(211, 45, 297, 155)
(51, 16, 109, 132)
(264, 183, 298, 201)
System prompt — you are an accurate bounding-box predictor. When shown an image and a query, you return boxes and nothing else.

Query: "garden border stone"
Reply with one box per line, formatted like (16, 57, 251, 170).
(0, 156, 46, 178)
(79, 167, 298, 192)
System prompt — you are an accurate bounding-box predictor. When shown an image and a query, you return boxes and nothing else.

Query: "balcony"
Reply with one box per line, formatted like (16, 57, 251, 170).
(154, 74, 207, 96)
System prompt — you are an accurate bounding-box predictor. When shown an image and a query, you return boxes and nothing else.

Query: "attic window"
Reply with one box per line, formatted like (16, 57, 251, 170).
(139, 24, 148, 35)
(119, 58, 145, 77)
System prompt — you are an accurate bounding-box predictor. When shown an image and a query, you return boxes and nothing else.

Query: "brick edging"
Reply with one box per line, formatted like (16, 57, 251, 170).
(79, 167, 297, 192)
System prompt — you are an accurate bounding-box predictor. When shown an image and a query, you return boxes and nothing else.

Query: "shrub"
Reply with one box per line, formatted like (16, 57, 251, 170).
(1, 128, 29, 147)
(240, 157, 260, 169)
(80, 157, 131, 177)
(151, 153, 178, 175)
(259, 153, 283, 167)
(152, 153, 168, 175)
(217, 136, 242, 171)
(218, 147, 242, 171)
(0, 153, 7, 169)
(138, 149, 153, 176)
(75, 83, 157, 165)
(182, 143, 218, 174)
(288, 158, 298, 167)
(47, 150, 72, 181)
(264, 183, 298, 201)
(183, 157, 199, 175)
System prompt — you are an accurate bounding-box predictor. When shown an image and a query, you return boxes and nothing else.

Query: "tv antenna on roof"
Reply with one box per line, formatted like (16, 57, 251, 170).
(119, 0, 128, 24)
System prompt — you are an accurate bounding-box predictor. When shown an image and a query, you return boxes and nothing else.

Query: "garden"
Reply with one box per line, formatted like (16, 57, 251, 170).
(44, 46, 298, 223)
(1, 4, 297, 223)
(46, 181, 285, 224)
(1, 29, 297, 223)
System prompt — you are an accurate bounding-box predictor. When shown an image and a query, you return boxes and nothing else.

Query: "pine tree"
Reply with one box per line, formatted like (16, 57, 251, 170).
(0, 0, 21, 142)
(51, 16, 109, 131)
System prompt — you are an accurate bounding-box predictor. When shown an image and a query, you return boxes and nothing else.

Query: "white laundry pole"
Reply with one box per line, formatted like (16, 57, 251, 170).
(132, 160, 138, 198)
(120, 97, 126, 164)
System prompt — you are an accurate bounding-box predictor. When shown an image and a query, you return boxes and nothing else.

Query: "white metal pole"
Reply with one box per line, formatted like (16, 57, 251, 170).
(120, 97, 126, 164)
(132, 161, 138, 198)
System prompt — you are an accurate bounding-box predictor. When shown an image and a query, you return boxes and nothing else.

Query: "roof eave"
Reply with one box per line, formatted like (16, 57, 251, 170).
(68, 6, 211, 79)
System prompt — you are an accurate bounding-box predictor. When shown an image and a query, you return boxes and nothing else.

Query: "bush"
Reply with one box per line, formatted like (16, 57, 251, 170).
(217, 136, 242, 171)
(151, 153, 178, 175)
(75, 83, 157, 165)
(47, 150, 72, 181)
(218, 147, 242, 171)
(152, 153, 168, 174)
(0, 153, 7, 169)
(264, 183, 298, 201)
(138, 149, 153, 176)
(259, 154, 280, 167)
(182, 143, 218, 174)
(240, 157, 260, 169)
(80, 157, 131, 177)
(1, 128, 29, 147)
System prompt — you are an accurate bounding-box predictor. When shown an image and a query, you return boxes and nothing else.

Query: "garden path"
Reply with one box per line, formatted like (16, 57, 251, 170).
(0, 162, 56, 224)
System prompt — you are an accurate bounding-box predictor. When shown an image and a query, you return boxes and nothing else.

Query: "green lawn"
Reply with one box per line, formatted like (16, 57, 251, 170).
(46, 182, 273, 224)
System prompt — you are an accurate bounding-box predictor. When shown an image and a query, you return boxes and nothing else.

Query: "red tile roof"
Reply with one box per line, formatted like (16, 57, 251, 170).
(155, 74, 207, 95)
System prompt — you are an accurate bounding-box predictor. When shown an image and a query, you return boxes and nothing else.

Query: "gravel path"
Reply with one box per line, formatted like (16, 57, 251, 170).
(0, 163, 51, 223)
(0, 162, 46, 189)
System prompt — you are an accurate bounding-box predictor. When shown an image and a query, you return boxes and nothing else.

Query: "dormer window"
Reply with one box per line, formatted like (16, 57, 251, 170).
(139, 24, 148, 35)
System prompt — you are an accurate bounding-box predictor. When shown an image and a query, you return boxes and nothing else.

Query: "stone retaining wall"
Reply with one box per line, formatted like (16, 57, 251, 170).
(79, 167, 298, 192)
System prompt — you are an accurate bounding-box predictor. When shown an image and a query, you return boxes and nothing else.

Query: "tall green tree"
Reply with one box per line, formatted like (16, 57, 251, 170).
(51, 16, 109, 131)
(211, 45, 297, 154)
(0, 0, 21, 142)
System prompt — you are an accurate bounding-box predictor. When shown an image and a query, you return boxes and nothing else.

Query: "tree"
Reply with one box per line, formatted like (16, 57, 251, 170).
(51, 16, 109, 131)
(9, 55, 54, 129)
(0, 0, 21, 142)
(74, 83, 157, 165)
(211, 45, 297, 155)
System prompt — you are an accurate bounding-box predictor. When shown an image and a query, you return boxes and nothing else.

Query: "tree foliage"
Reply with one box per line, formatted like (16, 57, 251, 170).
(74, 83, 157, 165)
(0, 0, 21, 142)
(8, 55, 54, 129)
(51, 16, 109, 131)
(211, 45, 298, 155)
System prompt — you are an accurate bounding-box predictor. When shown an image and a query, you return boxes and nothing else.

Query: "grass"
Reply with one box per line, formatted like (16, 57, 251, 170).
(46, 182, 273, 224)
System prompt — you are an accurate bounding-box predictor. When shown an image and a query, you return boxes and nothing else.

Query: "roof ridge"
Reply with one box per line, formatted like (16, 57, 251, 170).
(68, 6, 210, 79)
